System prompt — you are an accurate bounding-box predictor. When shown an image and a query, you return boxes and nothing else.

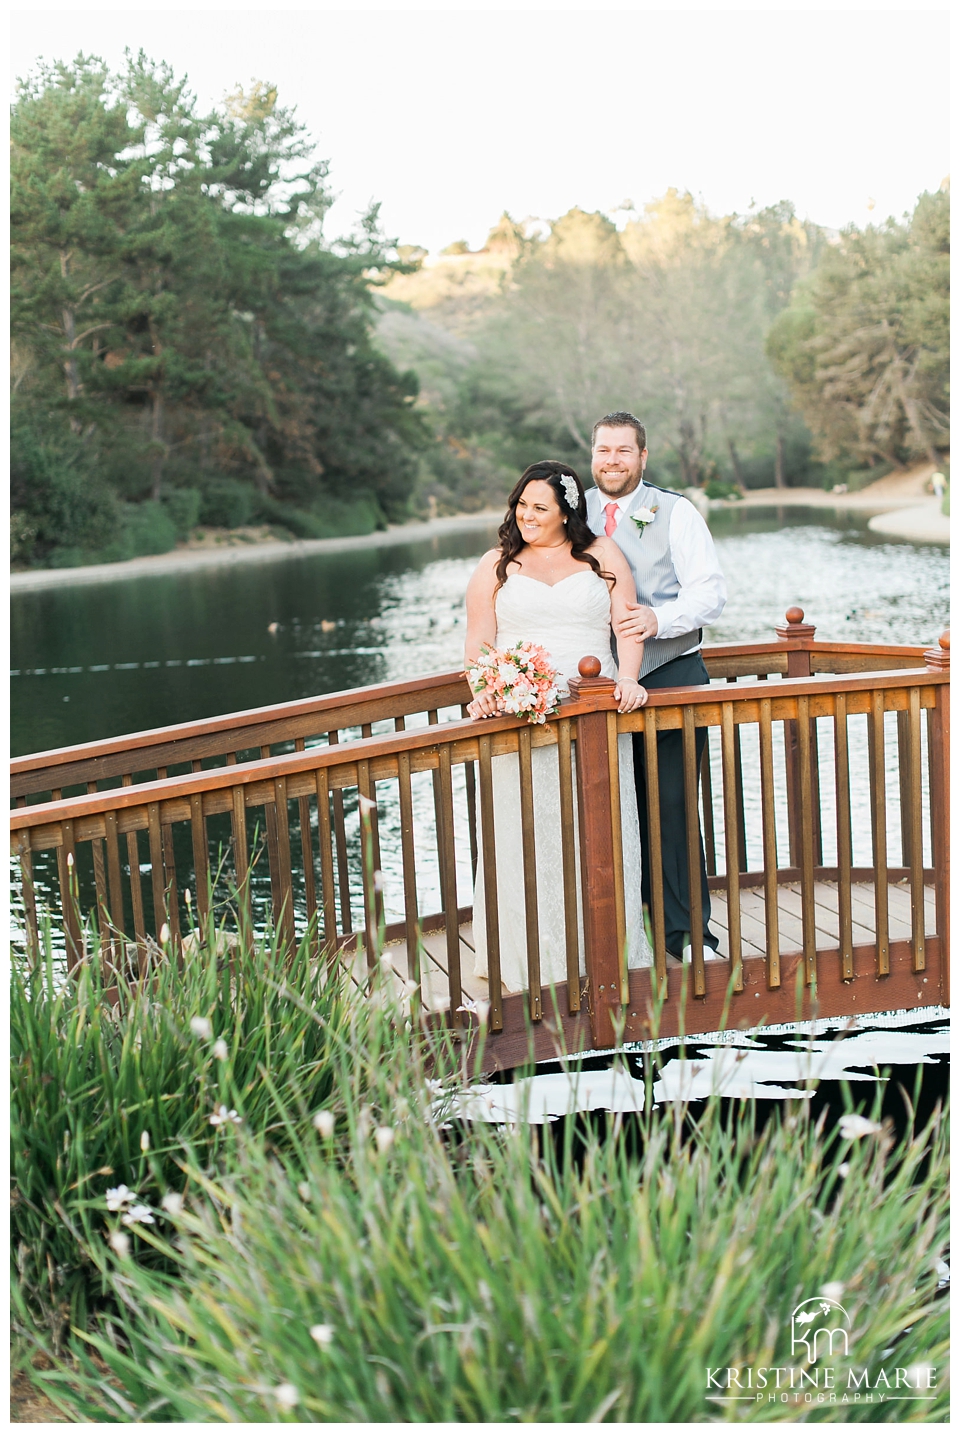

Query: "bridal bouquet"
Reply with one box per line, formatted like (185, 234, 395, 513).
(467, 641, 561, 725)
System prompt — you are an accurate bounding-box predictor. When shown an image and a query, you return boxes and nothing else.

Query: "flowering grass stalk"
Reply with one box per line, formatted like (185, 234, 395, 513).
(10, 911, 359, 1341)
(19, 967, 949, 1423)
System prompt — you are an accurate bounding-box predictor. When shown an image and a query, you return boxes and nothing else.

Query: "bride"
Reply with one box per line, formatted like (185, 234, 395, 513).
(464, 459, 653, 993)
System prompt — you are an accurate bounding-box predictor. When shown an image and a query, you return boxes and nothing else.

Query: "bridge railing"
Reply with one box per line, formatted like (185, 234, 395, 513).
(10, 612, 949, 1068)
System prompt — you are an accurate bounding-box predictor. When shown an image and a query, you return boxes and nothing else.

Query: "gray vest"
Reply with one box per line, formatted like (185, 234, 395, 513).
(600, 482, 702, 679)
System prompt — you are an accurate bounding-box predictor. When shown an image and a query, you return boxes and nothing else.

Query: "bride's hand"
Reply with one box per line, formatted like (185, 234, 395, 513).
(614, 678, 647, 713)
(467, 690, 501, 719)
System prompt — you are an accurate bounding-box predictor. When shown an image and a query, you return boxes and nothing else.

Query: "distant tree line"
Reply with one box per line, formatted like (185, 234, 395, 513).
(11, 55, 949, 565)
(380, 189, 949, 512)
(11, 54, 424, 567)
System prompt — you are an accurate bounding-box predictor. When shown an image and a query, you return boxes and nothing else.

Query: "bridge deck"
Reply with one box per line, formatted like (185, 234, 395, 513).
(355, 881, 937, 1014)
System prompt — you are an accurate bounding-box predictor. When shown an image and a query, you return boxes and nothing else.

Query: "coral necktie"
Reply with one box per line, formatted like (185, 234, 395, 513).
(604, 502, 619, 537)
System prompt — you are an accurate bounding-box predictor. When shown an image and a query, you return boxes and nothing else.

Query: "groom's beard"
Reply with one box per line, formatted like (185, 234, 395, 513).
(593, 465, 643, 497)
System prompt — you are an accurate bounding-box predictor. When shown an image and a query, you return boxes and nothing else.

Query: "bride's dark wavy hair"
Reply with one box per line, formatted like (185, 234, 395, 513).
(495, 460, 611, 590)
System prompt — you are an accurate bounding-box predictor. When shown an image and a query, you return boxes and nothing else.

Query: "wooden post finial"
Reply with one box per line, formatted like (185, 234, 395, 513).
(567, 654, 617, 699)
(924, 630, 950, 670)
(775, 606, 817, 643)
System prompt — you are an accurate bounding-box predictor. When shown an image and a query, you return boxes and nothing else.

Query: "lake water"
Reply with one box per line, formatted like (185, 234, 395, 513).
(11, 507, 950, 1120)
(12, 505, 949, 937)
(10, 505, 950, 756)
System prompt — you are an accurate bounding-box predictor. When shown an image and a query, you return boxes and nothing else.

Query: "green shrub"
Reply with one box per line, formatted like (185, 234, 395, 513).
(258, 492, 386, 539)
(198, 478, 257, 529)
(161, 486, 202, 538)
(16, 941, 950, 1422)
(11, 413, 122, 565)
(11, 916, 353, 1339)
(10, 511, 39, 566)
(703, 479, 742, 501)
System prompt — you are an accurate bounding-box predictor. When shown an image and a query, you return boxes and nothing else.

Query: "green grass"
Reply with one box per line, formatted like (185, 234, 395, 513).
(12, 918, 949, 1423)
(11, 915, 355, 1340)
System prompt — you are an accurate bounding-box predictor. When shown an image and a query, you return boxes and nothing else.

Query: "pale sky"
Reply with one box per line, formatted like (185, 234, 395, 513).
(11, 5, 951, 254)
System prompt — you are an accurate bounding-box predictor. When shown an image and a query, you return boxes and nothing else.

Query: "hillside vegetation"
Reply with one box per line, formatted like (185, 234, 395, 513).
(11, 55, 425, 568)
(11, 55, 949, 564)
(379, 193, 949, 513)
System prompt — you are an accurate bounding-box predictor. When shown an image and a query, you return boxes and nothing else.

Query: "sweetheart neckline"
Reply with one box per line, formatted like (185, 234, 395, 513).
(505, 570, 601, 591)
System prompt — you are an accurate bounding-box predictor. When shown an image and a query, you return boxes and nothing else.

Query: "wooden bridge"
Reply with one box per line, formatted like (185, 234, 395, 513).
(11, 610, 949, 1072)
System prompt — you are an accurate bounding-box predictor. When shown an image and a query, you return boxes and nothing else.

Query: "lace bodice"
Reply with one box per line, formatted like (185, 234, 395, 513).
(495, 571, 616, 695)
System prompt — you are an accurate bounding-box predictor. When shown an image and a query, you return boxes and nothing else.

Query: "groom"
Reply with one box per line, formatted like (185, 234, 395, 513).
(585, 411, 726, 959)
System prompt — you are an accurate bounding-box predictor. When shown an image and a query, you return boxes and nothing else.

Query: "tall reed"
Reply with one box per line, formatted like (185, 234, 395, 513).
(19, 937, 949, 1424)
(11, 914, 362, 1340)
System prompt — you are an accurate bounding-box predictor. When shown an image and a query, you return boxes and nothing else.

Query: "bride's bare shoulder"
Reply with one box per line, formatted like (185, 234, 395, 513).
(591, 534, 625, 561)
(466, 548, 501, 590)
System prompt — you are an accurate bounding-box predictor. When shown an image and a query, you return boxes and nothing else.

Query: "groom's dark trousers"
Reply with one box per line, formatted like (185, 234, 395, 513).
(632, 650, 720, 956)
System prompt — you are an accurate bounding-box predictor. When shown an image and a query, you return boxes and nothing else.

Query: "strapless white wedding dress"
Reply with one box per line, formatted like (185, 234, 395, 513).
(472, 571, 652, 993)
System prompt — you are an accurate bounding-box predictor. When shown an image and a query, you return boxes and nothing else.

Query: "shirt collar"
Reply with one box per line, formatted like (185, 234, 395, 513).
(612, 484, 646, 516)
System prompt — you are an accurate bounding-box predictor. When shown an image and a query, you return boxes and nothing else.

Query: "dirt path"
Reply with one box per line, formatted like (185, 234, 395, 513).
(724, 460, 949, 543)
(732, 459, 938, 509)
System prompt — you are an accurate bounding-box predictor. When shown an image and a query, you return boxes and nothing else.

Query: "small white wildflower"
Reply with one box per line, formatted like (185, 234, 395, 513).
(140, 1130, 151, 1153)
(209, 1104, 242, 1127)
(105, 1185, 134, 1212)
(374, 1126, 395, 1154)
(108, 1229, 130, 1257)
(373, 870, 385, 893)
(161, 1191, 183, 1217)
(298, 1182, 312, 1201)
(66, 852, 74, 868)
(358, 795, 376, 817)
(122, 1204, 156, 1226)
(820, 1281, 845, 1302)
(379, 950, 393, 970)
(838, 1113, 882, 1140)
(310, 1323, 334, 1347)
(212, 1038, 229, 1061)
(190, 1016, 212, 1039)
(313, 1110, 335, 1138)
(905, 1363, 936, 1390)
(837, 1162, 850, 1179)
(357, 1106, 372, 1138)
(184, 888, 192, 907)
(457, 995, 490, 1024)
(403, 979, 418, 997)
(273, 1383, 299, 1410)
(159, 923, 170, 945)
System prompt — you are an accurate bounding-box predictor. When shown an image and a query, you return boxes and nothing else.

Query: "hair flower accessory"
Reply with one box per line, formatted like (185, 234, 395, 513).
(630, 504, 658, 538)
(559, 473, 580, 511)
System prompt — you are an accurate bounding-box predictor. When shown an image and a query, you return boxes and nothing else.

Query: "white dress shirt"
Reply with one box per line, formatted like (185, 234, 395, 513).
(593, 483, 727, 644)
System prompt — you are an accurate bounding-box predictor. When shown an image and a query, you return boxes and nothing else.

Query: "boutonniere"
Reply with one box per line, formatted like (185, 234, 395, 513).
(630, 504, 658, 538)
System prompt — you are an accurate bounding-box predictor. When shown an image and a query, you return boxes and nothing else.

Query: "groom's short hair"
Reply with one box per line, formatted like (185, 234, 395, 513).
(592, 411, 647, 451)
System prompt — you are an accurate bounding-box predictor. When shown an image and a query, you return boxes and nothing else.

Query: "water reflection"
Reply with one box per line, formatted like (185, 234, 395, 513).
(9, 507, 949, 757)
(447, 1008, 949, 1122)
(10, 507, 950, 961)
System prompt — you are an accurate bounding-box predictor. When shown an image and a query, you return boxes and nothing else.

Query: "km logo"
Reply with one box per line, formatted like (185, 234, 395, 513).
(791, 1298, 851, 1361)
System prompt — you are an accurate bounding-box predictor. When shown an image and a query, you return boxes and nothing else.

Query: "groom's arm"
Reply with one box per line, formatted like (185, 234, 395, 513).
(615, 501, 726, 643)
